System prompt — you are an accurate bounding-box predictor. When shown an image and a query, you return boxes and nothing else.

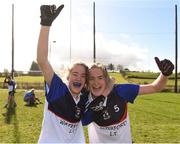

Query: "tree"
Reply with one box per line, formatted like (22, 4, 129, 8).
(107, 63, 115, 71)
(3, 69, 9, 77)
(29, 61, 40, 71)
(29, 61, 42, 76)
(117, 64, 123, 72)
(124, 68, 130, 71)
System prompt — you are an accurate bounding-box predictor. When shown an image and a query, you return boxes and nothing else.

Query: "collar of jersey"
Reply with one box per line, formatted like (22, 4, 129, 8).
(67, 86, 81, 104)
(88, 93, 108, 107)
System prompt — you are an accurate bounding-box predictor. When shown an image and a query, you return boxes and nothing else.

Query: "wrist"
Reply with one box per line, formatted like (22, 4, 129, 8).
(40, 26, 51, 33)
(41, 25, 51, 29)
(161, 72, 170, 77)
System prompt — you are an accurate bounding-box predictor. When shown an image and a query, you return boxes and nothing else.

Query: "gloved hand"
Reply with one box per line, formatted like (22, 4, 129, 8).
(155, 57, 174, 76)
(87, 96, 106, 112)
(40, 4, 64, 26)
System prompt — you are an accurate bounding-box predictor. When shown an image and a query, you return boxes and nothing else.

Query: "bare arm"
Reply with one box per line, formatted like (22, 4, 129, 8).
(138, 73, 167, 95)
(37, 5, 64, 86)
(138, 57, 174, 95)
(37, 26, 54, 86)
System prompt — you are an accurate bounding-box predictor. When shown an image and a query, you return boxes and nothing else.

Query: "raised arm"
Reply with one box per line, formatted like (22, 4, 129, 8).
(37, 26, 53, 86)
(138, 57, 174, 95)
(37, 5, 64, 86)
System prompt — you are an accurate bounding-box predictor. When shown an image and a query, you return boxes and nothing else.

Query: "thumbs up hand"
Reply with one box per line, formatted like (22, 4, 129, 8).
(155, 57, 174, 76)
(40, 4, 64, 26)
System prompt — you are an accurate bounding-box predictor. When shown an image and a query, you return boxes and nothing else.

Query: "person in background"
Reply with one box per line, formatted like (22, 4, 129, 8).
(3, 76, 17, 108)
(24, 89, 41, 106)
(82, 57, 174, 143)
(37, 4, 89, 143)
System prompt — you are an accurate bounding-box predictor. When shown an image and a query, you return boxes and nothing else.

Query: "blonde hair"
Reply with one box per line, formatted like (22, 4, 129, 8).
(89, 63, 111, 86)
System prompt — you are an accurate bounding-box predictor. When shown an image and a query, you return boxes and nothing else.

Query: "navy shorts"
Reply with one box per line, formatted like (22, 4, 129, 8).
(9, 91, 15, 96)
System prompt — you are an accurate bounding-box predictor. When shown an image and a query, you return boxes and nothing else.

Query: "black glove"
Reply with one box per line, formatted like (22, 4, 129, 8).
(40, 4, 64, 26)
(88, 96, 106, 112)
(155, 57, 174, 76)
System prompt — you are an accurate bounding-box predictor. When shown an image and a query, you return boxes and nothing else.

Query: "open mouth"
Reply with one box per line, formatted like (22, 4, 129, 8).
(92, 86, 102, 94)
(92, 86, 101, 90)
(73, 82, 82, 88)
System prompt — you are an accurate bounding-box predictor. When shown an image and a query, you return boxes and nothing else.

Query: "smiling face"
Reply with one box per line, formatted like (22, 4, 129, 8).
(67, 64, 88, 96)
(89, 67, 107, 97)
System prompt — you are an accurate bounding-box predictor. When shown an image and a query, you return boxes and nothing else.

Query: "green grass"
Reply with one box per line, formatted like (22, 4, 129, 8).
(1, 89, 179, 143)
(0, 72, 180, 143)
(0, 72, 178, 86)
(129, 92, 180, 143)
(125, 71, 179, 79)
(127, 78, 177, 86)
(109, 72, 128, 83)
(125, 71, 160, 78)
(0, 76, 44, 83)
(124, 71, 180, 86)
(0, 89, 45, 143)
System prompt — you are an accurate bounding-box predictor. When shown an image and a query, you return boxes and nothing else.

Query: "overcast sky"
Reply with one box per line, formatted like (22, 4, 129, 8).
(0, 0, 179, 73)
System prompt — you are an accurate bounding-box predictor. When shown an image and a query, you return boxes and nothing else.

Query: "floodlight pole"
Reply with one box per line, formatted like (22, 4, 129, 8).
(93, 2, 96, 63)
(49, 41, 56, 62)
(70, 0, 72, 63)
(12, 4, 14, 79)
(174, 4, 178, 93)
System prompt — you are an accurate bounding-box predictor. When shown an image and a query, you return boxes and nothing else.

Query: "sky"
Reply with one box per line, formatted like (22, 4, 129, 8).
(0, 0, 180, 73)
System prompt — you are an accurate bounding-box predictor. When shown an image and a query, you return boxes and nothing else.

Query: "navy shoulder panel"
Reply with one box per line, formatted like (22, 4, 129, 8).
(46, 73, 68, 102)
(114, 84, 139, 103)
(47, 75, 89, 123)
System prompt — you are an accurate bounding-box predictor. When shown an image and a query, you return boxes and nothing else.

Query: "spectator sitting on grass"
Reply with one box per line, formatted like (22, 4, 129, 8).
(24, 89, 41, 106)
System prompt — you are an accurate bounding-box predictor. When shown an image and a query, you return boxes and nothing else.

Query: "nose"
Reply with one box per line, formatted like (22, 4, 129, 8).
(76, 75, 82, 81)
(92, 78, 99, 86)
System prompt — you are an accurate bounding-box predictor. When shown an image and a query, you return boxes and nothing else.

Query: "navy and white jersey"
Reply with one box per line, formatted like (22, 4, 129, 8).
(38, 73, 88, 143)
(24, 91, 35, 102)
(82, 84, 139, 143)
(6, 80, 16, 92)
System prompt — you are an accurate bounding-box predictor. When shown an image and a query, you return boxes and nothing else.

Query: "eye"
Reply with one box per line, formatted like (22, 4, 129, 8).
(98, 76, 104, 80)
(72, 73, 78, 77)
(81, 74, 86, 79)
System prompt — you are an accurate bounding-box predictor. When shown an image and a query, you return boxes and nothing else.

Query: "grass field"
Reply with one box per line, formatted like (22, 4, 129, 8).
(0, 72, 180, 143)
(0, 76, 44, 83)
(0, 89, 45, 143)
(124, 71, 180, 86)
(129, 92, 180, 143)
(1, 89, 179, 143)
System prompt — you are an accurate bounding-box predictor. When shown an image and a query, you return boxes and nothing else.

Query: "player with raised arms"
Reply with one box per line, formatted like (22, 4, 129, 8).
(37, 4, 89, 143)
(82, 57, 174, 143)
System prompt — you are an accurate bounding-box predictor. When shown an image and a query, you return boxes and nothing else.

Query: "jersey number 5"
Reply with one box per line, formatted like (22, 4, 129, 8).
(114, 105, 119, 112)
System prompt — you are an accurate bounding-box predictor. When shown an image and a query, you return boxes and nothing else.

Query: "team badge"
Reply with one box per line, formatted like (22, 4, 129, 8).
(102, 109, 110, 120)
(75, 106, 81, 119)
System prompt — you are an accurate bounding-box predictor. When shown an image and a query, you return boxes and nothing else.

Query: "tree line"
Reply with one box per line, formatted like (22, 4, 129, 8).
(0, 61, 42, 77)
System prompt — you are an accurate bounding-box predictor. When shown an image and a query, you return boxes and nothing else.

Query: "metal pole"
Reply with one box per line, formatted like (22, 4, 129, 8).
(12, 4, 14, 79)
(93, 2, 96, 63)
(174, 4, 178, 93)
(70, 0, 72, 63)
(49, 41, 56, 62)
